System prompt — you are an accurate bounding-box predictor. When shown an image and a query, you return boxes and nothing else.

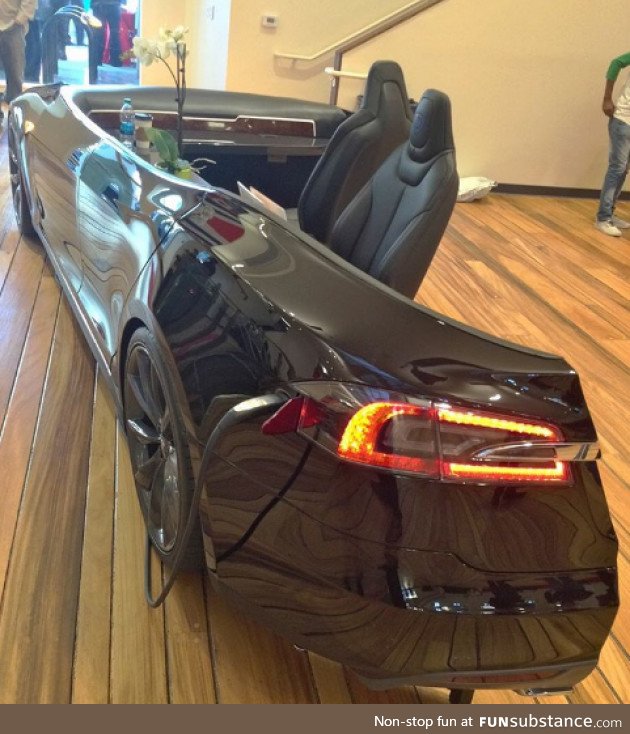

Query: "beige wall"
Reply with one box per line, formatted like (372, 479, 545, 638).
(140, 0, 630, 189)
(226, 0, 408, 100)
(342, 0, 630, 188)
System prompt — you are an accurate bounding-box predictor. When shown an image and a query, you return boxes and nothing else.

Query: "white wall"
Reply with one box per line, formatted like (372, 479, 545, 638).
(139, 0, 231, 90)
(186, 0, 231, 90)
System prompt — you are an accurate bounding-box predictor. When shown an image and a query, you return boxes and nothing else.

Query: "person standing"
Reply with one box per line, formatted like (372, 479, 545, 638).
(91, 0, 122, 69)
(24, 0, 51, 82)
(0, 0, 37, 117)
(596, 52, 630, 236)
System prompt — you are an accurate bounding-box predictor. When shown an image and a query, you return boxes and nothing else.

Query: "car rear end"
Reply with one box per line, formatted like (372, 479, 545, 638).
(199, 359, 616, 693)
(186, 205, 618, 694)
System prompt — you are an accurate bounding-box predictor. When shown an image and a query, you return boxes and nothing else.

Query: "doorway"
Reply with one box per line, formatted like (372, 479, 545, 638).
(34, 1, 141, 86)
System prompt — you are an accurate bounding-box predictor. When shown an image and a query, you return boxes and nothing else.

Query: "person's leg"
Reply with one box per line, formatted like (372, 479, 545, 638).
(2, 24, 26, 104)
(0, 29, 8, 116)
(92, 3, 106, 71)
(24, 19, 42, 82)
(49, 0, 68, 59)
(67, 4, 85, 45)
(105, 4, 122, 66)
(74, 16, 85, 46)
(597, 117, 630, 221)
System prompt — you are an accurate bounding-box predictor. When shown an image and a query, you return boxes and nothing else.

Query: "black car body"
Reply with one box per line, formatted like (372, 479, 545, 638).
(9, 84, 618, 695)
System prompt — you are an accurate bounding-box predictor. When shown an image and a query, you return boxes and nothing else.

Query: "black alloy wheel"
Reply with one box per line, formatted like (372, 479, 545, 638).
(124, 328, 201, 567)
(8, 125, 35, 236)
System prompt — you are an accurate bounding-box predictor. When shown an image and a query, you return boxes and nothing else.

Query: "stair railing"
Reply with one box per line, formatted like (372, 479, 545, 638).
(274, 0, 446, 104)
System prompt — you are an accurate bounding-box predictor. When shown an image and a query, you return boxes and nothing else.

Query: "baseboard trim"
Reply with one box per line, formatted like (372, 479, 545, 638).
(495, 183, 630, 200)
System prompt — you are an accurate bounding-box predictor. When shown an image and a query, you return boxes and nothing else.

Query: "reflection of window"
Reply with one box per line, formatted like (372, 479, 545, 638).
(39, 1, 141, 86)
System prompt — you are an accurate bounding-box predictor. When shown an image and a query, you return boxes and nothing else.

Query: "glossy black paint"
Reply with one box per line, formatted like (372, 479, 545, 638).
(11, 84, 618, 692)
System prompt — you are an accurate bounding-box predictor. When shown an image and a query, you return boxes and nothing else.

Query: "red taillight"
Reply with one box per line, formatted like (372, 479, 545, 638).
(263, 383, 580, 485)
(337, 402, 438, 474)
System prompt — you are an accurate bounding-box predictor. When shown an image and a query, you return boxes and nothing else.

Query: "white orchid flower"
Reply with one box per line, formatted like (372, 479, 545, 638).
(155, 40, 171, 59)
(129, 28, 188, 158)
(131, 36, 154, 65)
(172, 26, 188, 43)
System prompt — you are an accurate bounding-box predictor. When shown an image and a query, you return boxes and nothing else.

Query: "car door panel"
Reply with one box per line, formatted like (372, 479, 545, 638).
(23, 97, 98, 291)
(76, 141, 193, 362)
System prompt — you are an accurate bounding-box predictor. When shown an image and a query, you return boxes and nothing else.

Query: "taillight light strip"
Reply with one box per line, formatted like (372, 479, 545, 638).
(437, 407, 560, 440)
(445, 460, 569, 482)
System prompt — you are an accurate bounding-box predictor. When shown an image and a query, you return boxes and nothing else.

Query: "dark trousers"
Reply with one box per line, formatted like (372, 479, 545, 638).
(93, 2, 121, 67)
(48, 2, 87, 64)
(0, 23, 26, 103)
(25, 19, 42, 82)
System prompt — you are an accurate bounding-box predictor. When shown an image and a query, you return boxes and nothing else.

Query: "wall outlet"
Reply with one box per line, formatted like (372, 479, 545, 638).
(261, 14, 279, 28)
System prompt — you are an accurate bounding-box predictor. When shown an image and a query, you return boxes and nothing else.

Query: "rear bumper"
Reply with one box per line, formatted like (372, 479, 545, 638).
(204, 480, 618, 690)
(210, 561, 610, 691)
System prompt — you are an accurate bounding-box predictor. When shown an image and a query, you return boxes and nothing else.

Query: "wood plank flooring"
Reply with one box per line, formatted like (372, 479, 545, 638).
(0, 128, 627, 703)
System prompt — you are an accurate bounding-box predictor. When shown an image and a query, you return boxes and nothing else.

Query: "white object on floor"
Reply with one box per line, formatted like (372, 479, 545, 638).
(457, 176, 497, 202)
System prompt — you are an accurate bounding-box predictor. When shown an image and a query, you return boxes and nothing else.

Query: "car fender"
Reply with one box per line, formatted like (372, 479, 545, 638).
(9, 95, 49, 229)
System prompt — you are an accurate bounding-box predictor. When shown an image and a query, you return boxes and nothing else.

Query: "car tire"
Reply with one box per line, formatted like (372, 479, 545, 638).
(123, 327, 203, 569)
(8, 125, 36, 237)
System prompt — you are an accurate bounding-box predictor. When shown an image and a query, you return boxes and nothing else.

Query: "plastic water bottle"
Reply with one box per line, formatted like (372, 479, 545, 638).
(119, 98, 135, 148)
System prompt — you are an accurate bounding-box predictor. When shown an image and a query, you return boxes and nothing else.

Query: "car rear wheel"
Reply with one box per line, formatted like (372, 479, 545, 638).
(8, 126, 35, 236)
(123, 327, 202, 568)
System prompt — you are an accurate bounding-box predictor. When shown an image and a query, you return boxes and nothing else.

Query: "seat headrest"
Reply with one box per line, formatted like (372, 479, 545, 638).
(407, 89, 454, 162)
(361, 60, 411, 119)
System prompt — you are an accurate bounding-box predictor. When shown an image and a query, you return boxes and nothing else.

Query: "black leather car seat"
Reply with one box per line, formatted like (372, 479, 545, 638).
(328, 88, 458, 300)
(297, 60, 413, 244)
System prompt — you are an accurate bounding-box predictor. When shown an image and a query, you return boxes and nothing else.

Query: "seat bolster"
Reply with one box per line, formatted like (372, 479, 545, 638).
(373, 169, 459, 297)
(298, 110, 377, 241)
(329, 183, 374, 262)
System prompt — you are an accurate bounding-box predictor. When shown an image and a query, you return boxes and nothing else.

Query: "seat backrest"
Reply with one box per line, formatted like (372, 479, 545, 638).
(328, 89, 458, 300)
(297, 60, 412, 243)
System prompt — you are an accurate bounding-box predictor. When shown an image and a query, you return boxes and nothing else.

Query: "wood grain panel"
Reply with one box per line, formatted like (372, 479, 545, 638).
(110, 423, 169, 703)
(205, 581, 316, 703)
(72, 373, 116, 703)
(308, 654, 353, 703)
(88, 111, 316, 138)
(0, 238, 45, 424)
(0, 267, 59, 594)
(0, 299, 95, 703)
(164, 571, 216, 704)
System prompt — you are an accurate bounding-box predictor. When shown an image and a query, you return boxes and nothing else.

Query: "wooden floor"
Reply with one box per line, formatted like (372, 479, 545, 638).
(0, 128, 628, 705)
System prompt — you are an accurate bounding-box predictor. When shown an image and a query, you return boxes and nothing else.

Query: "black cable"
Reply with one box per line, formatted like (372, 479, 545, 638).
(144, 393, 287, 608)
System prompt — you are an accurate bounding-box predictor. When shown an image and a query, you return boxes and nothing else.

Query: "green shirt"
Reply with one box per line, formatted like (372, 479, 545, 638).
(606, 53, 630, 124)
(606, 52, 630, 81)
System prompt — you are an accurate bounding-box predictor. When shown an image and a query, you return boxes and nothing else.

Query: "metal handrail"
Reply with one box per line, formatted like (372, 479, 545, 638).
(324, 67, 367, 80)
(274, 0, 445, 62)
